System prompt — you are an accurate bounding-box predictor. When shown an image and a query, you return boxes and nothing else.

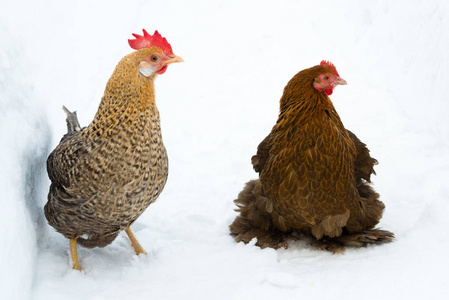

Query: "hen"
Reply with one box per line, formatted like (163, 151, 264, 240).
(45, 29, 183, 270)
(230, 61, 394, 253)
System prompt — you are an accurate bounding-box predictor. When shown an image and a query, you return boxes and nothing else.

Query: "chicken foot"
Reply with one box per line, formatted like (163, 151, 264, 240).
(70, 238, 82, 271)
(125, 227, 147, 255)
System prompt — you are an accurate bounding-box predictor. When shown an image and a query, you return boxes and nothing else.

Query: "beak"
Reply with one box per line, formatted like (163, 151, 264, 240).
(166, 55, 184, 65)
(335, 77, 347, 86)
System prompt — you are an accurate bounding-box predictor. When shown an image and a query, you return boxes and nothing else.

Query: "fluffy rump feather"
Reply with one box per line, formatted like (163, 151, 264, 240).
(229, 180, 294, 249)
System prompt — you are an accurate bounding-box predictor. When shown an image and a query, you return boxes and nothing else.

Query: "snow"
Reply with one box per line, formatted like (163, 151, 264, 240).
(0, 0, 448, 299)
(0, 22, 51, 300)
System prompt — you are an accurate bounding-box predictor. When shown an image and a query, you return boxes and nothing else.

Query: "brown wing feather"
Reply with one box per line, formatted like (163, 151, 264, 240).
(347, 130, 378, 183)
(251, 133, 273, 173)
(46, 130, 89, 189)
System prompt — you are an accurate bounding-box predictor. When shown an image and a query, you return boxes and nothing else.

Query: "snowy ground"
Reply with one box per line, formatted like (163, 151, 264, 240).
(1, 0, 448, 299)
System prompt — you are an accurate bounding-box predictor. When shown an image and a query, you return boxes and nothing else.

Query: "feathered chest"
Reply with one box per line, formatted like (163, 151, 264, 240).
(261, 107, 356, 191)
(89, 111, 167, 184)
(271, 103, 355, 159)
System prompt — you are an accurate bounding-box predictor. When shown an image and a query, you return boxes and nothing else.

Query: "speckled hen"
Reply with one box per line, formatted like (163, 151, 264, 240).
(230, 61, 394, 253)
(45, 29, 183, 270)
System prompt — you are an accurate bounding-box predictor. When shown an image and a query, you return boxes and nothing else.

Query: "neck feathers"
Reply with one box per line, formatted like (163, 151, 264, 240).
(86, 54, 157, 138)
(277, 68, 333, 128)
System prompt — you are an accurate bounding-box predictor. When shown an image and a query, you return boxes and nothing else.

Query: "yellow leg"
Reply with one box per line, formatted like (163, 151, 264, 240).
(125, 227, 147, 255)
(70, 238, 82, 271)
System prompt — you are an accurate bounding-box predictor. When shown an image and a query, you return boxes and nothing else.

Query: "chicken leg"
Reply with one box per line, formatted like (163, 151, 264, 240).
(70, 238, 82, 271)
(125, 227, 147, 255)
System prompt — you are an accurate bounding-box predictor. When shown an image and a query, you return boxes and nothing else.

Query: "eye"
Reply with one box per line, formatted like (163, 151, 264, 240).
(324, 75, 330, 80)
(150, 55, 159, 62)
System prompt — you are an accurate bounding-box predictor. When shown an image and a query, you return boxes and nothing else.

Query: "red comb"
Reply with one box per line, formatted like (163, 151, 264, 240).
(320, 60, 339, 76)
(128, 29, 173, 55)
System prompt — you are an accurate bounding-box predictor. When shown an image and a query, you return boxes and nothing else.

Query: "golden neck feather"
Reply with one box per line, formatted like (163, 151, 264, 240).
(86, 53, 158, 138)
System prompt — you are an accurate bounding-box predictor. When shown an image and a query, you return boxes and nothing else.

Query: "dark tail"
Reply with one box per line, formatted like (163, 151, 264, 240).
(229, 180, 294, 249)
(62, 105, 81, 134)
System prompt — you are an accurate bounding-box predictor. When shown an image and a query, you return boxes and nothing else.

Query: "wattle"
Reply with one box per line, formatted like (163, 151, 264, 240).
(156, 65, 168, 75)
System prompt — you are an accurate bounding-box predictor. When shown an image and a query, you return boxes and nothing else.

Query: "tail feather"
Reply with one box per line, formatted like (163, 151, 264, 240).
(62, 105, 81, 134)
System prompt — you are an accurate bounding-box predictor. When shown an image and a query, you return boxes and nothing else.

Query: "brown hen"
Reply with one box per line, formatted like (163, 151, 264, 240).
(230, 61, 393, 253)
(44, 30, 183, 270)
